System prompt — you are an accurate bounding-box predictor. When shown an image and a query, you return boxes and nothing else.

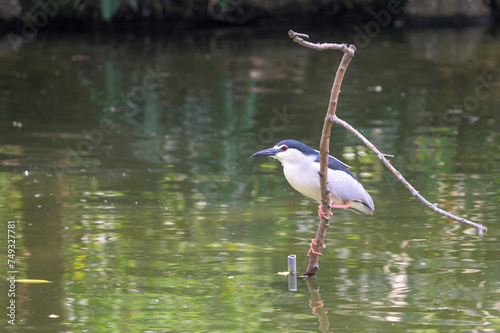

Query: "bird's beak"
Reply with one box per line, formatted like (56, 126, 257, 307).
(251, 147, 278, 158)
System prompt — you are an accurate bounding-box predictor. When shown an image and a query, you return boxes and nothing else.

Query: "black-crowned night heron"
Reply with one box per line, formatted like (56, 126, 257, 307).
(251, 139, 374, 254)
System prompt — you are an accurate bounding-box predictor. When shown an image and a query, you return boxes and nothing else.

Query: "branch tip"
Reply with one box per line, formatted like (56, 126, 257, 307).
(288, 30, 309, 40)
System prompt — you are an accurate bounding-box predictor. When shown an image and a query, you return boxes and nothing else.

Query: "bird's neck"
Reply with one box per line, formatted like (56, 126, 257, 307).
(280, 154, 317, 173)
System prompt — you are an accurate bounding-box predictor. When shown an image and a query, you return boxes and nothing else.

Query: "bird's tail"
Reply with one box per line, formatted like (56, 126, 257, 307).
(348, 200, 374, 215)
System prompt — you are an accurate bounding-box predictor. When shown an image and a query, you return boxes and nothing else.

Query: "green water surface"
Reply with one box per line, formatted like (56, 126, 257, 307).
(0, 27, 499, 332)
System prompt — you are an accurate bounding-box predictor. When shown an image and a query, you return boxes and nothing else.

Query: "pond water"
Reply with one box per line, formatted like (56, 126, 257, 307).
(0, 26, 499, 332)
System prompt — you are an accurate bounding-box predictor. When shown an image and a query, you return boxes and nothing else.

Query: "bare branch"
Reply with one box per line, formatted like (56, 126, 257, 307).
(332, 116, 488, 238)
(288, 30, 487, 277)
(289, 31, 357, 276)
(288, 30, 353, 55)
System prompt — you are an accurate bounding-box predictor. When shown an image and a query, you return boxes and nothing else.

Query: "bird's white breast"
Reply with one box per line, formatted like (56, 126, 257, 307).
(281, 154, 322, 203)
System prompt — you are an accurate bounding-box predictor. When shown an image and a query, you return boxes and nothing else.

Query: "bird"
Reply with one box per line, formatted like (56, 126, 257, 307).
(251, 140, 374, 255)
(251, 140, 374, 218)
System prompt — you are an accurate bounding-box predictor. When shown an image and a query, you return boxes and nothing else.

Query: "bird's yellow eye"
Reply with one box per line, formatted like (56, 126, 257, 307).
(282, 146, 288, 151)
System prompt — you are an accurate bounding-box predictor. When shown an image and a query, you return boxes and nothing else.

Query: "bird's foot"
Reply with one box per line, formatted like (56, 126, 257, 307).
(317, 205, 333, 219)
(307, 239, 326, 256)
(331, 202, 350, 209)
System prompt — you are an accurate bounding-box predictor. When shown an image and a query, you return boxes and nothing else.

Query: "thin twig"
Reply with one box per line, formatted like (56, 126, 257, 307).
(288, 30, 352, 55)
(333, 116, 487, 238)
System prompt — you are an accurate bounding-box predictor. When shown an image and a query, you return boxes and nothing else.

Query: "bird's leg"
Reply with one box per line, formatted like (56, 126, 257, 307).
(307, 239, 326, 256)
(330, 201, 350, 209)
(317, 205, 333, 219)
(318, 200, 351, 217)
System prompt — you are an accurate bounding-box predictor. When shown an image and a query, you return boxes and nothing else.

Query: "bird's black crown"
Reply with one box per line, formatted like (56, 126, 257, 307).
(276, 139, 317, 156)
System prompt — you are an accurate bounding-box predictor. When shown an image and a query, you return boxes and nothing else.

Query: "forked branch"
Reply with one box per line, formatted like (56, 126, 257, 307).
(288, 30, 487, 276)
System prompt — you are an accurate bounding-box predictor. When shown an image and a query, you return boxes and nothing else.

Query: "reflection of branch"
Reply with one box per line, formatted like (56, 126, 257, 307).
(305, 278, 331, 333)
(333, 117, 487, 238)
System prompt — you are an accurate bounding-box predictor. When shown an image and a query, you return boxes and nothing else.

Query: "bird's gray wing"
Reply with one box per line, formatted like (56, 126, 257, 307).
(327, 169, 374, 214)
